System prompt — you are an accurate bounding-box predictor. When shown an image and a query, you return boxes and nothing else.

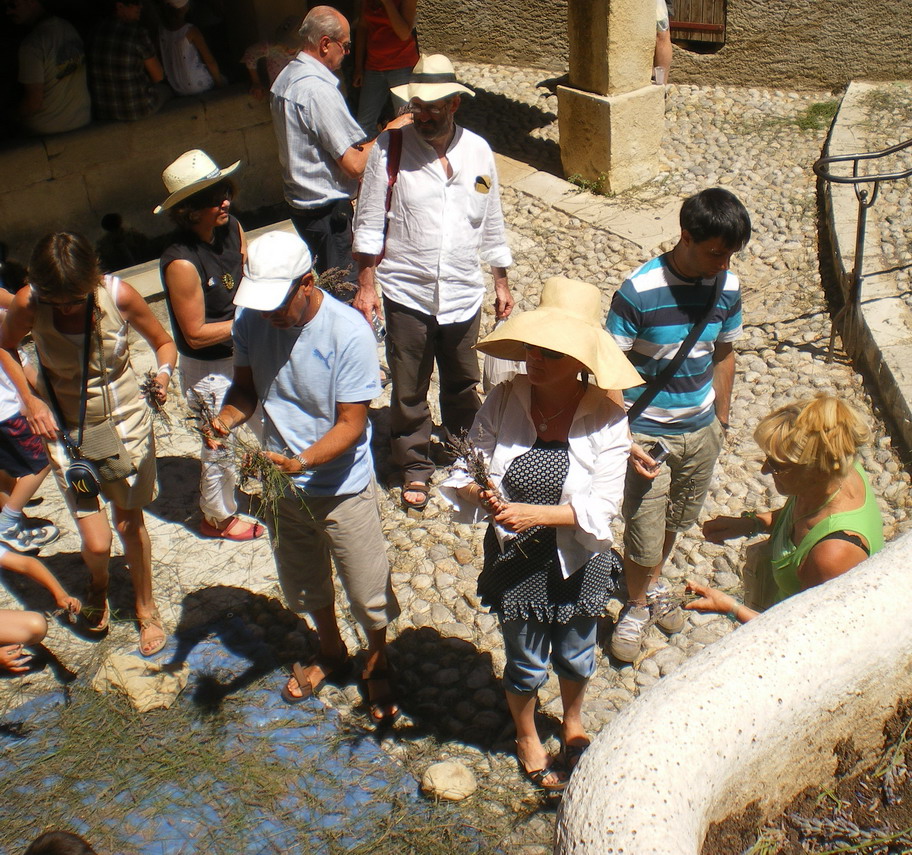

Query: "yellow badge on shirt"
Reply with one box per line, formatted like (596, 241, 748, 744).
(474, 175, 491, 194)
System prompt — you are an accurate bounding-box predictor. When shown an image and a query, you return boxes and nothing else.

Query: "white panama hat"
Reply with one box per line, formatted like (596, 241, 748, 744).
(154, 149, 241, 214)
(390, 54, 474, 104)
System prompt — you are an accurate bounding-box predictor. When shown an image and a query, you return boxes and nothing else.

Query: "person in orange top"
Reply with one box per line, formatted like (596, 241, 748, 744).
(352, 0, 418, 138)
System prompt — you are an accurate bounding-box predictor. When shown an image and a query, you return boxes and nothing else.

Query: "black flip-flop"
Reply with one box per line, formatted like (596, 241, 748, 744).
(360, 666, 401, 726)
(401, 483, 430, 511)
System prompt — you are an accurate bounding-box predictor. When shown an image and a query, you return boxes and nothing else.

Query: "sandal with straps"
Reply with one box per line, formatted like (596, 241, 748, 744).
(138, 608, 166, 657)
(83, 582, 110, 633)
(360, 665, 401, 726)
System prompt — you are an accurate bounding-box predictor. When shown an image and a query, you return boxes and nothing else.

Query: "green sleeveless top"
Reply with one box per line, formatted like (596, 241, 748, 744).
(770, 461, 884, 601)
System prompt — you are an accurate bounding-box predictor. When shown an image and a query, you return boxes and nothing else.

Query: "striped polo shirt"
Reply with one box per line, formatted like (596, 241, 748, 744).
(606, 254, 742, 435)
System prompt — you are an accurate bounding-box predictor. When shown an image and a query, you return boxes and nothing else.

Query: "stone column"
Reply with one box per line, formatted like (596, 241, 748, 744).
(558, 0, 665, 193)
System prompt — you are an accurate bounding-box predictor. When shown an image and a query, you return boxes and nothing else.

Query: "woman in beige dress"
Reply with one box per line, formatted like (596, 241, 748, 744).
(1, 232, 176, 656)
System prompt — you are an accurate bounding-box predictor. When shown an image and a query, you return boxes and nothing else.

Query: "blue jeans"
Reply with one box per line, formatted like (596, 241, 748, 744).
(356, 66, 412, 138)
(499, 615, 599, 694)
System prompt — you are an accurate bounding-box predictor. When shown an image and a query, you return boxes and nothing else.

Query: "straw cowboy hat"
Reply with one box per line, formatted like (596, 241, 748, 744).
(154, 149, 241, 214)
(390, 54, 474, 104)
(476, 277, 644, 392)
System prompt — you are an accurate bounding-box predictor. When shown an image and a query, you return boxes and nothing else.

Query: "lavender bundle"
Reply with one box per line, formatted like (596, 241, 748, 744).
(185, 389, 294, 525)
(314, 266, 357, 304)
(140, 369, 172, 430)
(448, 430, 504, 504)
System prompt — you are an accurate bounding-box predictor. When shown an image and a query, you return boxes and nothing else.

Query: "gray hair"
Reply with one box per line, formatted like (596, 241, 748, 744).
(299, 6, 346, 48)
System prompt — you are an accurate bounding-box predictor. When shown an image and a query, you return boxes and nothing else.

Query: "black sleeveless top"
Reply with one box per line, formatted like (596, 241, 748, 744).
(160, 215, 243, 361)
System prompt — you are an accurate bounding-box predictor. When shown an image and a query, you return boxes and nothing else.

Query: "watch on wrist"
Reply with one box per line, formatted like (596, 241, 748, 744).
(294, 453, 310, 473)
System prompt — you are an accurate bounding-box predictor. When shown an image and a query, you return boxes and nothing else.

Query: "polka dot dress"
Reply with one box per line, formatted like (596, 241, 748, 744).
(477, 440, 620, 623)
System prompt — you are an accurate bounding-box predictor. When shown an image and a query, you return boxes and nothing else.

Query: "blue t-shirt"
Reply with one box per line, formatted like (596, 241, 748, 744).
(233, 291, 381, 496)
(606, 255, 742, 435)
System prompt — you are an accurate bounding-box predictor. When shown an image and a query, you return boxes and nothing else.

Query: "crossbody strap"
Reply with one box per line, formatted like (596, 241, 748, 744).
(376, 127, 403, 265)
(37, 290, 96, 458)
(626, 273, 725, 424)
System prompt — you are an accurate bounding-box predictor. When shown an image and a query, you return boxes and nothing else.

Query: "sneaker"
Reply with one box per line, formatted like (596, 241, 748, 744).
(654, 605, 686, 634)
(648, 580, 686, 634)
(610, 604, 651, 663)
(0, 523, 61, 554)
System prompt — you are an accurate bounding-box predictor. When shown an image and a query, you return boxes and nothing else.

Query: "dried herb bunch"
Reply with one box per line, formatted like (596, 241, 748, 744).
(314, 266, 356, 303)
(184, 389, 294, 526)
(140, 369, 172, 430)
(448, 430, 504, 504)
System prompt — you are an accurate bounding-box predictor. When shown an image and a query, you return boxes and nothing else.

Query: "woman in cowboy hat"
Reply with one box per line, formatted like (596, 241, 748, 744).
(156, 149, 264, 542)
(442, 277, 642, 792)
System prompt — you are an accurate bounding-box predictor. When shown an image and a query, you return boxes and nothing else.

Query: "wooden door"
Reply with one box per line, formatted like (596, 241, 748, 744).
(670, 0, 726, 44)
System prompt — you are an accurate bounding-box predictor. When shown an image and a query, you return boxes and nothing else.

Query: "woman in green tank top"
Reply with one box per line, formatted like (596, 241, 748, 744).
(685, 395, 883, 623)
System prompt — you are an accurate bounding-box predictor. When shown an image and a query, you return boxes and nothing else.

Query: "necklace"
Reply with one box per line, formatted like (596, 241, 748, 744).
(532, 387, 583, 433)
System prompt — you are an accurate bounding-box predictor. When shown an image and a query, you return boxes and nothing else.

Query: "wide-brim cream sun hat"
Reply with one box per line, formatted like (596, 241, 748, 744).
(154, 149, 241, 214)
(390, 54, 474, 104)
(475, 276, 645, 392)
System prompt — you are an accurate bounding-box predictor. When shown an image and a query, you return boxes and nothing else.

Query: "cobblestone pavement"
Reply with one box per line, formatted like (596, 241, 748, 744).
(2, 65, 911, 853)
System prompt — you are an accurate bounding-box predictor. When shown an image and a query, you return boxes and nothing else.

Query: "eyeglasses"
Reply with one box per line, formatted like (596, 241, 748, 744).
(37, 295, 88, 307)
(328, 37, 351, 52)
(523, 343, 565, 360)
(408, 99, 450, 117)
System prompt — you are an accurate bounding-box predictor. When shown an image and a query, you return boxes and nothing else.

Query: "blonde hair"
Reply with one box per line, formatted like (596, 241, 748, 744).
(754, 394, 871, 476)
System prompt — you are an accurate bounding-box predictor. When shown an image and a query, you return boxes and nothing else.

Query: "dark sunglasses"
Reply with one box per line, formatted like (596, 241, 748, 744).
(523, 343, 565, 360)
(193, 182, 233, 209)
(36, 295, 88, 307)
(763, 456, 793, 474)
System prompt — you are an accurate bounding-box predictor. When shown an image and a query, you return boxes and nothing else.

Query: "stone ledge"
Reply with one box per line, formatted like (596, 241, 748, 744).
(818, 80, 912, 452)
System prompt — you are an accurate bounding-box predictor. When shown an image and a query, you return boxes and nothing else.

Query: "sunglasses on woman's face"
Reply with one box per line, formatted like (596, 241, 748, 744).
(523, 343, 565, 360)
(194, 183, 233, 209)
(762, 456, 795, 474)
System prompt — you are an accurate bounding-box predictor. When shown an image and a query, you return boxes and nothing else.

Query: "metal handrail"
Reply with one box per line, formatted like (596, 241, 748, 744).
(813, 137, 912, 360)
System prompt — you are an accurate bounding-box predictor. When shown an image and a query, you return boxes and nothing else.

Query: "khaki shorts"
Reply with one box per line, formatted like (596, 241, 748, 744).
(622, 419, 724, 567)
(270, 479, 400, 632)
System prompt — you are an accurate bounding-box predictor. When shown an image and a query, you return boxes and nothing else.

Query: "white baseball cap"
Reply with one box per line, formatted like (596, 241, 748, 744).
(233, 231, 313, 311)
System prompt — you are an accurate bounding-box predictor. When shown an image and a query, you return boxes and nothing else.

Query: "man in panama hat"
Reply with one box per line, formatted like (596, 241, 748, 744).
(352, 54, 513, 511)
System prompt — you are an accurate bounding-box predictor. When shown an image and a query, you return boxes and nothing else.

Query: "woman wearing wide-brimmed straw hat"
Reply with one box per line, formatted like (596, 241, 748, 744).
(441, 277, 642, 792)
(156, 149, 264, 542)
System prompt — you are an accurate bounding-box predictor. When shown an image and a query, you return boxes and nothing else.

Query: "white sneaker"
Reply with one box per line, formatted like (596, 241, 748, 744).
(648, 580, 686, 634)
(610, 604, 651, 663)
(0, 523, 60, 554)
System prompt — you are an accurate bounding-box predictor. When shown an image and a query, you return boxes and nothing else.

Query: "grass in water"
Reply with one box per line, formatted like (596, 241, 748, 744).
(0, 658, 535, 854)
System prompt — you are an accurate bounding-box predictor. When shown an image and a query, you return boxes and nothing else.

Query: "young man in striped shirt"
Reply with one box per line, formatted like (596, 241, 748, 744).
(606, 188, 752, 662)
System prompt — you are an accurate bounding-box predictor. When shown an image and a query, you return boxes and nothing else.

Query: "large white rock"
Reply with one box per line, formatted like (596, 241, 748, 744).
(421, 761, 478, 801)
(556, 530, 912, 854)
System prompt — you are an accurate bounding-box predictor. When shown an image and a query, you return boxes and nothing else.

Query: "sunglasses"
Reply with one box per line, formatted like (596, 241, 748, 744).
(523, 343, 565, 360)
(328, 37, 351, 52)
(193, 183, 233, 209)
(762, 456, 794, 474)
(408, 100, 450, 117)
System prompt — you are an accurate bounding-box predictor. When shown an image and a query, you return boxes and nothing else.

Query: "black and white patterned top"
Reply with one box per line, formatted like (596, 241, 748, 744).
(477, 440, 620, 623)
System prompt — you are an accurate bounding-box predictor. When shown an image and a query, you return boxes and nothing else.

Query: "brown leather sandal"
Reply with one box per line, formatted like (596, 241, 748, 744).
(138, 608, 166, 657)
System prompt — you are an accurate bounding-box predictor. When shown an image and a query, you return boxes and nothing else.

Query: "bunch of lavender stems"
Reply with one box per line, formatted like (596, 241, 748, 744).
(448, 430, 503, 504)
(140, 369, 172, 430)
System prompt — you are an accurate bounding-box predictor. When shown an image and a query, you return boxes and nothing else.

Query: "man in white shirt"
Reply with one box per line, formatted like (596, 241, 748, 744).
(270, 5, 408, 278)
(352, 54, 513, 510)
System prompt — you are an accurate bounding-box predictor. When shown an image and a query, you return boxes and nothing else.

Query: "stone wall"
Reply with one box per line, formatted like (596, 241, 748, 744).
(0, 86, 283, 265)
(417, 0, 912, 89)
